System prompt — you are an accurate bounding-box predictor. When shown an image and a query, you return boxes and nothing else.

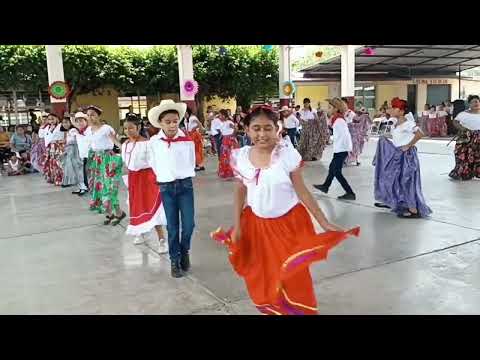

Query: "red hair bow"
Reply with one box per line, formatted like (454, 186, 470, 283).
(391, 97, 407, 110)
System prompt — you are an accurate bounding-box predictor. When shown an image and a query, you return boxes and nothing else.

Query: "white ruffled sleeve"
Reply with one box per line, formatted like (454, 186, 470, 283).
(281, 146, 303, 173)
(230, 147, 247, 181)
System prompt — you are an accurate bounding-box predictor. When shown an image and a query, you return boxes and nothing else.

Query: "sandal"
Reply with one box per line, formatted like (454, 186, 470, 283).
(398, 211, 421, 219)
(111, 212, 126, 226)
(103, 215, 114, 225)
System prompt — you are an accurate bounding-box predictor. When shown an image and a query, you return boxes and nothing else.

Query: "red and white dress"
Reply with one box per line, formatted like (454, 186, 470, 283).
(212, 144, 359, 315)
(121, 140, 167, 236)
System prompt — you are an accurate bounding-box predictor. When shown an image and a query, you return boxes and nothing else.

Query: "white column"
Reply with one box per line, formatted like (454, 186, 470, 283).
(278, 45, 290, 106)
(176, 45, 195, 103)
(45, 45, 65, 104)
(341, 45, 355, 97)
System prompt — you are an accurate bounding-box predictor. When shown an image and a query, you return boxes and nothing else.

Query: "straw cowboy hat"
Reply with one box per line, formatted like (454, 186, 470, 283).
(148, 99, 187, 128)
(74, 112, 88, 120)
(279, 105, 290, 112)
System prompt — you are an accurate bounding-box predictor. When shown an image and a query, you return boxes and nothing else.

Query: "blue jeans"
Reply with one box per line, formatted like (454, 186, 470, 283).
(286, 128, 297, 147)
(213, 133, 223, 160)
(158, 177, 195, 263)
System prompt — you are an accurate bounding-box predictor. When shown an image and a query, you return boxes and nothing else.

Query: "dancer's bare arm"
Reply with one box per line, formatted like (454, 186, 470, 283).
(290, 169, 345, 232)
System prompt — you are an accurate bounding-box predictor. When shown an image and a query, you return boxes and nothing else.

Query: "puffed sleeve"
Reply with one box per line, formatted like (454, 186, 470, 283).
(230, 147, 247, 181)
(281, 146, 303, 173)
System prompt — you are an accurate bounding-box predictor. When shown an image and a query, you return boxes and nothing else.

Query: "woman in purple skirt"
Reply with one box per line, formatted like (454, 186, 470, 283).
(373, 97, 432, 219)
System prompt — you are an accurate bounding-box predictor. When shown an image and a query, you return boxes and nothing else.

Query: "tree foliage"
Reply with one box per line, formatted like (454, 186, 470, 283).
(0, 45, 279, 109)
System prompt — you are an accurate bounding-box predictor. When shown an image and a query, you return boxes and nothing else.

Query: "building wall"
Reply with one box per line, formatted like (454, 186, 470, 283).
(203, 96, 237, 117)
(295, 84, 329, 110)
(295, 78, 480, 115)
(375, 83, 408, 110)
(72, 87, 121, 129)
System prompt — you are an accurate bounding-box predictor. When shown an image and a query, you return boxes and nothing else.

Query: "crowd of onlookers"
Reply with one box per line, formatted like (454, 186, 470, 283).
(0, 124, 37, 176)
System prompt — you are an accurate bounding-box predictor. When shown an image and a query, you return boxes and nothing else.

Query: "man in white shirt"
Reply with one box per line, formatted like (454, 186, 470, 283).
(314, 98, 356, 201)
(279, 106, 299, 147)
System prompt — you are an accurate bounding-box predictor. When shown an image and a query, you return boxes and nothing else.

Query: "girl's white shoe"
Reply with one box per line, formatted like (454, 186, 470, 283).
(133, 235, 146, 245)
(157, 238, 168, 254)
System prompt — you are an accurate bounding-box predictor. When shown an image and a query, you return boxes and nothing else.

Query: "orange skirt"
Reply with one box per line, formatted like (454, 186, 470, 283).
(211, 204, 359, 315)
(190, 129, 204, 166)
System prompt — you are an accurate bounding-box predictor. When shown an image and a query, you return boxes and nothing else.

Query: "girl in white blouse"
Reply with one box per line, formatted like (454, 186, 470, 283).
(373, 97, 432, 218)
(449, 94, 480, 180)
(119, 117, 167, 251)
(87, 105, 126, 226)
(213, 106, 357, 316)
(60, 117, 85, 190)
(43, 113, 65, 186)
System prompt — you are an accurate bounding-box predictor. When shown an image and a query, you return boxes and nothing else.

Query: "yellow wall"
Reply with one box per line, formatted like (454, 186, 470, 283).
(72, 87, 121, 130)
(203, 96, 237, 117)
(295, 85, 329, 110)
(375, 84, 408, 110)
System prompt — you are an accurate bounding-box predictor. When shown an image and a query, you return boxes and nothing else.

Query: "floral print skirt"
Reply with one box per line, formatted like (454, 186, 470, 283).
(449, 130, 480, 180)
(44, 142, 65, 186)
(88, 149, 123, 214)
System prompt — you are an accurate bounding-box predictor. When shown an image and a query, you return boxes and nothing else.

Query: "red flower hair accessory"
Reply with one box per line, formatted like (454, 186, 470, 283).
(391, 97, 407, 111)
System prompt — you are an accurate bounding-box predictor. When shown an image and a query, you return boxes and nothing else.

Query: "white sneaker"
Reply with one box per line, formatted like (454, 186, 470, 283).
(157, 238, 168, 254)
(133, 235, 146, 245)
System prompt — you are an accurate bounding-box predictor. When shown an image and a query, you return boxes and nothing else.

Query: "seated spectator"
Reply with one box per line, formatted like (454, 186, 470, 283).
(10, 125, 32, 155)
(6, 153, 27, 176)
(0, 126, 11, 166)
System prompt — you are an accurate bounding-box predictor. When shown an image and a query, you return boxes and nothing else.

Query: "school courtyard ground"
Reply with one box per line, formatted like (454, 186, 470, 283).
(1, 137, 479, 315)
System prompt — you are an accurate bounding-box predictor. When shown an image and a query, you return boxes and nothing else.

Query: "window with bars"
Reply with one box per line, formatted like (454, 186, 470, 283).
(354, 84, 376, 113)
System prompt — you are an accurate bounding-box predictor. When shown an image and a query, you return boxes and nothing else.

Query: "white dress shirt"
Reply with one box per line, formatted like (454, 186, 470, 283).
(147, 129, 195, 183)
(210, 117, 223, 136)
(220, 120, 235, 136)
(76, 127, 92, 159)
(332, 117, 352, 153)
(284, 114, 299, 129)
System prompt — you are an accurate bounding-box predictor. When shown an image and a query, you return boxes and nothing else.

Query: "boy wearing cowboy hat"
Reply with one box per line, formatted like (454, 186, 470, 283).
(147, 100, 196, 278)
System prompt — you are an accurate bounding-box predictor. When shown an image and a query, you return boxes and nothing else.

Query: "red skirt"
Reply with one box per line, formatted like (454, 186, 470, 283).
(211, 204, 360, 315)
(126, 168, 167, 236)
(218, 135, 239, 179)
(190, 129, 204, 166)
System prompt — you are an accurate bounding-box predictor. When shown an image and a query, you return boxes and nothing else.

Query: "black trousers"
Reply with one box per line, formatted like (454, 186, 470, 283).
(83, 158, 89, 189)
(323, 152, 355, 194)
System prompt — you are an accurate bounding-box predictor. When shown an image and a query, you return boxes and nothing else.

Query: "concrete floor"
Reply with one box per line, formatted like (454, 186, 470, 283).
(1, 137, 479, 315)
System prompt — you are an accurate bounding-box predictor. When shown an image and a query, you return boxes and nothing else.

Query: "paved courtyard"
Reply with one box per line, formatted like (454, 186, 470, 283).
(1, 137, 479, 315)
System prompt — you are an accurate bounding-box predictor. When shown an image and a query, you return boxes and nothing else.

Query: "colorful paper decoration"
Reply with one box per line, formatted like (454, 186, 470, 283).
(48, 81, 70, 99)
(183, 80, 199, 97)
(262, 45, 274, 51)
(282, 81, 296, 96)
(363, 47, 375, 56)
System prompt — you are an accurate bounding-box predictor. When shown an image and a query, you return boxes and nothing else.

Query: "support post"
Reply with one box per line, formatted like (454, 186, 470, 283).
(278, 45, 290, 107)
(177, 45, 197, 113)
(341, 45, 356, 110)
(45, 45, 67, 119)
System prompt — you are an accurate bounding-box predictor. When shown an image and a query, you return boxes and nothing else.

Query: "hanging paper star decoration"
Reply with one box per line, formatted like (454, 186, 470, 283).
(262, 45, 274, 51)
(363, 47, 375, 56)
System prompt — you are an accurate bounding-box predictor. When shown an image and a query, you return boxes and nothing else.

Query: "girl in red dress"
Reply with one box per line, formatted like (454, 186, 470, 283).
(119, 117, 167, 251)
(212, 106, 359, 315)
